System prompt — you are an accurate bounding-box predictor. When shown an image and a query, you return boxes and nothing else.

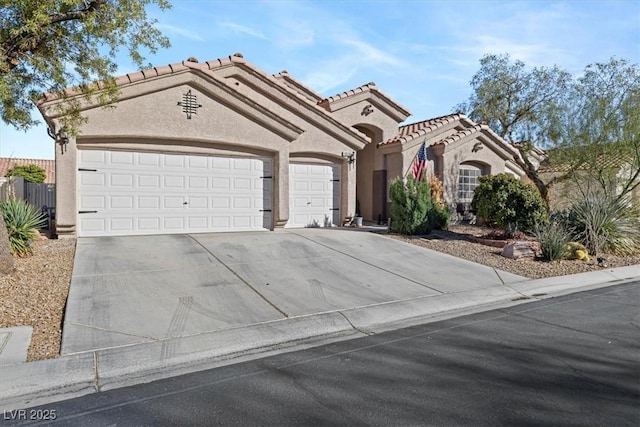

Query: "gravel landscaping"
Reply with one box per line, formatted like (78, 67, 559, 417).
(0, 237, 76, 362)
(388, 224, 640, 279)
(0, 225, 638, 362)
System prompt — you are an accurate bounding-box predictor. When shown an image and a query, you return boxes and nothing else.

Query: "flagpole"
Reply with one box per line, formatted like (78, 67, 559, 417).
(404, 138, 426, 178)
(405, 138, 428, 179)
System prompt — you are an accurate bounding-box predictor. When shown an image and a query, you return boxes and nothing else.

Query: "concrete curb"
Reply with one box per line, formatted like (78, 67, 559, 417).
(1, 265, 638, 411)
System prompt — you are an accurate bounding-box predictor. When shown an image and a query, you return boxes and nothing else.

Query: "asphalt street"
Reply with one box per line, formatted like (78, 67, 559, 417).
(3, 281, 639, 427)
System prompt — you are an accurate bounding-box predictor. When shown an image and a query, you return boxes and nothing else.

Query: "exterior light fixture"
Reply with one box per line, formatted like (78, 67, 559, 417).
(47, 125, 69, 154)
(341, 151, 355, 165)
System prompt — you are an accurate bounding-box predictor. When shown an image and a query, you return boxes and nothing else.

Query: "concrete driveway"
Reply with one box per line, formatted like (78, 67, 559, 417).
(62, 228, 526, 355)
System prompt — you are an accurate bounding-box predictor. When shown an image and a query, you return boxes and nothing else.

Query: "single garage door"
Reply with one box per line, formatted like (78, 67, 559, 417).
(287, 163, 340, 228)
(77, 150, 272, 237)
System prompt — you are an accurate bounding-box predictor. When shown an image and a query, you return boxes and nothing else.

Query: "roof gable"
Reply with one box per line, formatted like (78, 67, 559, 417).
(318, 82, 411, 123)
(272, 70, 324, 103)
(379, 113, 468, 146)
(380, 113, 520, 160)
(38, 53, 369, 151)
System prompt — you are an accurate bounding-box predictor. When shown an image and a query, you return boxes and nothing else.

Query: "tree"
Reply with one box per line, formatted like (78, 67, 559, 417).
(0, 1, 170, 271)
(457, 54, 640, 207)
(1, 0, 171, 132)
(456, 53, 573, 204)
(553, 58, 640, 202)
(6, 164, 46, 183)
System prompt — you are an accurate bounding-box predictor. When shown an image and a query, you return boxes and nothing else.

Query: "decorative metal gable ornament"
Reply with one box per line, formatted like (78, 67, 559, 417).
(177, 89, 202, 119)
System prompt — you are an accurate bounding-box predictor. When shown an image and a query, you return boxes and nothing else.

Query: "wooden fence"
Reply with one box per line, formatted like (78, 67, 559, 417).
(0, 177, 56, 229)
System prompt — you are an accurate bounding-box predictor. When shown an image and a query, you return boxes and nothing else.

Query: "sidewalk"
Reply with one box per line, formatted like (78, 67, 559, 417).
(1, 262, 637, 412)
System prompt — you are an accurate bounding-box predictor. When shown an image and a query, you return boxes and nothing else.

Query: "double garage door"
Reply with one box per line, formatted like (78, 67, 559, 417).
(78, 150, 272, 237)
(77, 150, 340, 237)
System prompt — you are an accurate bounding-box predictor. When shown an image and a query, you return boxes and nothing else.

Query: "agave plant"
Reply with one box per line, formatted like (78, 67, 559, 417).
(535, 221, 573, 261)
(0, 199, 46, 256)
(568, 192, 640, 256)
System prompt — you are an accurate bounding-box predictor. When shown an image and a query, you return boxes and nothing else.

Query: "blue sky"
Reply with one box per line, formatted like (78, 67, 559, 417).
(1, 0, 638, 159)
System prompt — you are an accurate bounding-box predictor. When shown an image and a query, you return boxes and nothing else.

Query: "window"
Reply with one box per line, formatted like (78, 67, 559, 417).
(457, 166, 482, 203)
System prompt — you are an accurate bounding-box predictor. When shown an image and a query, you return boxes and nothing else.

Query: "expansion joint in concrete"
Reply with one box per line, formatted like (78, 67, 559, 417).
(93, 352, 100, 393)
(188, 235, 289, 318)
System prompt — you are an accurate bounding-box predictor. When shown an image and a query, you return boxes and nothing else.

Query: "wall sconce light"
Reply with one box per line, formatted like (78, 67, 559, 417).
(472, 142, 484, 153)
(341, 151, 355, 165)
(47, 125, 69, 154)
(361, 104, 374, 116)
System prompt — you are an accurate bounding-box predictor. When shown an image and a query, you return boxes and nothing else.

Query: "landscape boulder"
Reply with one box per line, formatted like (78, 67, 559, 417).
(501, 241, 535, 260)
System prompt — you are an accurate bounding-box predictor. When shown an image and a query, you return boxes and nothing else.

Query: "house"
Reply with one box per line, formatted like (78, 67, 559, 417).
(537, 151, 640, 210)
(37, 53, 525, 238)
(0, 158, 56, 184)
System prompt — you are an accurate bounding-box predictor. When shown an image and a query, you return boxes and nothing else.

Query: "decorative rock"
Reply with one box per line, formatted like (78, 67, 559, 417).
(501, 241, 535, 260)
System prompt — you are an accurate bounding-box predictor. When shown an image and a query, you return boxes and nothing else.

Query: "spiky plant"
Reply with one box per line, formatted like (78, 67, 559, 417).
(0, 199, 46, 256)
(569, 193, 640, 255)
(535, 221, 573, 261)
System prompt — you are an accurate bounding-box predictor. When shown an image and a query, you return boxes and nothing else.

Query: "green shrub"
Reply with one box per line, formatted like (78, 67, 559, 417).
(429, 203, 451, 231)
(565, 192, 640, 255)
(0, 199, 46, 256)
(6, 164, 46, 183)
(389, 176, 434, 235)
(471, 173, 547, 233)
(535, 222, 572, 261)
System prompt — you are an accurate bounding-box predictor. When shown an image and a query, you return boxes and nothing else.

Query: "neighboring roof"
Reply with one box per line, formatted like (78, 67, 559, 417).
(0, 158, 55, 184)
(538, 152, 633, 173)
(511, 141, 546, 156)
(379, 112, 466, 146)
(317, 82, 411, 122)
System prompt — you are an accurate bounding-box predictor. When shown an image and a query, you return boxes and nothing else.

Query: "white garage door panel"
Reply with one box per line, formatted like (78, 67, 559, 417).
(287, 163, 340, 228)
(78, 150, 272, 236)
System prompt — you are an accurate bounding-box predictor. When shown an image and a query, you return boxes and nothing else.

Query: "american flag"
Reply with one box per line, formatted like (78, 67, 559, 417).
(411, 142, 428, 181)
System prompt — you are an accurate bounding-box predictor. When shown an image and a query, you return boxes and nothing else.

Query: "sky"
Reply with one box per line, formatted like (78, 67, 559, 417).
(1, 0, 638, 159)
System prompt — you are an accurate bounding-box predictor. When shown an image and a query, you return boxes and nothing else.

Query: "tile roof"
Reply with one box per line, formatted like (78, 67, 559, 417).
(37, 53, 370, 147)
(378, 113, 465, 146)
(0, 158, 55, 184)
(272, 70, 324, 103)
(317, 82, 411, 118)
(538, 152, 633, 173)
(319, 82, 378, 105)
(439, 124, 486, 145)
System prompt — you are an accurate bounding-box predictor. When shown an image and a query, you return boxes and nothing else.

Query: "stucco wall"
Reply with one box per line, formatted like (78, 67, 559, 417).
(50, 71, 364, 236)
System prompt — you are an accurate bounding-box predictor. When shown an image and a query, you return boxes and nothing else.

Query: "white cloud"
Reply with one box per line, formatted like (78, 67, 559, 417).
(305, 64, 358, 94)
(340, 39, 407, 67)
(218, 22, 268, 40)
(272, 20, 314, 49)
(156, 24, 204, 42)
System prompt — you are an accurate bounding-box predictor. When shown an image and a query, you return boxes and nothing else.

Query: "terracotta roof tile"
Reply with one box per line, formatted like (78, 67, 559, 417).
(379, 113, 465, 146)
(0, 158, 55, 184)
(141, 68, 158, 79)
(439, 124, 485, 145)
(538, 153, 632, 173)
(273, 70, 324, 102)
(319, 82, 378, 105)
(154, 65, 173, 76)
(317, 82, 411, 119)
(127, 71, 145, 83)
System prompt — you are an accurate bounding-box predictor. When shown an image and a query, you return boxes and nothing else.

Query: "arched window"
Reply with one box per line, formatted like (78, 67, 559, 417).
(457, 163, 484, 203)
